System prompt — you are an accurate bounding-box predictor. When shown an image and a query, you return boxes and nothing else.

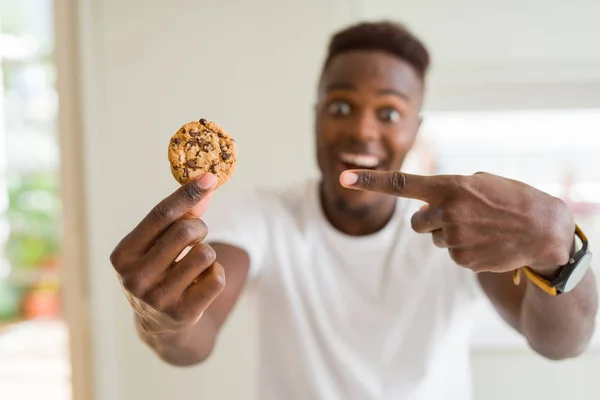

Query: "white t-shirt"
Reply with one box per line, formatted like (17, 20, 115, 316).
(203, 179, 485, 400)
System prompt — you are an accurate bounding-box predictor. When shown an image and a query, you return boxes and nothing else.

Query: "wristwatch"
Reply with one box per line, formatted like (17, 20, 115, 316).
(513, 225, 593, 296)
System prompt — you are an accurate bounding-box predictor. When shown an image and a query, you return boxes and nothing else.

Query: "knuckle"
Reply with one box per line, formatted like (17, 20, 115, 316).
(121, 272, 150, 297)
(195, 244, 217, 265)
(449, 248, 475, 267)
(358, 172, 376, 190)
(171, 219, 205, 244)
(181, 182, 205, 204)
(449, 175, 469, 194)
(409, 214, 419, 231)
(440, 210, 454, 224)
(192, 219, 208, 241)
(207, 263, 226, 291)
(445, 225, 464, 247)
(165, 301, 187, 322)
(388, 172, 407, 193)
(431, 231, 446, 248)
(440, 206, 461, 225)
(454, 175, 469, 188)
(177, 260, 194, 277)
(151, 202, 176, 222)
(196, 218, 208, 234)
(173, 220, 196, 242)
(109, 247, 126, 269)
(144, 283, 170, 311)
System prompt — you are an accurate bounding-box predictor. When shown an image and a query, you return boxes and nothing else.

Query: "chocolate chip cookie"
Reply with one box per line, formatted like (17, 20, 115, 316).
(168, 118, 237, 188)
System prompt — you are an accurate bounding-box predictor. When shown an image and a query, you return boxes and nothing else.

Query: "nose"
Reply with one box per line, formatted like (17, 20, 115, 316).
(351, 110, 379, 142)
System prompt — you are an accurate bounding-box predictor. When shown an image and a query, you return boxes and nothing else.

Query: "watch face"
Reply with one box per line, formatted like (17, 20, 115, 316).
(563, 252, 593, 293)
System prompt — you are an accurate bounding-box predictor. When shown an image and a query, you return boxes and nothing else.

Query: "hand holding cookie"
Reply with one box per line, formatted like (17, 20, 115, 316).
(109, 118, 237, 335)
(110, 173, 223, 334)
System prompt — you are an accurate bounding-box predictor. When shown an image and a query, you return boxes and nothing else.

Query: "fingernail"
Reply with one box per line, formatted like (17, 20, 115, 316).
(420, 203, 429, 211)
(175, 246, 192, 263)
(196, 173, 217, 189)
(340, 171, 358, 186)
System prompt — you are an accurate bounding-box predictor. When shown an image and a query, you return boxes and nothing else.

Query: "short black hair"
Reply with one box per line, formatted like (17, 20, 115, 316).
(323, 21, 430, 80)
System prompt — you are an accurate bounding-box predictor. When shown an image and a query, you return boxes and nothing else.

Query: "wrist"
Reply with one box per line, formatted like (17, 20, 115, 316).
(528, 264, 562, 280)
(135, 314, 188, 338)
(529, 230, 576, 278)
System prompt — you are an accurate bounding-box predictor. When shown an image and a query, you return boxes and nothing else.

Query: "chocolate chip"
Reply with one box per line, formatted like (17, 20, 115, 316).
(181, 128, 186, 134)
(210, 163, 217, 173)
(199, 118, 207, 125)
(173, 165, 179, 170)
(183, 168, 189, 177)
(197, 138, 207, 146)
(186, 140, 196, 147)
(187, 160, 196, 168)
(189, 130, 199, 137)
(172, 137, 181, 145)
(217, 132, 224, 138)
(221, 152, 232, 160)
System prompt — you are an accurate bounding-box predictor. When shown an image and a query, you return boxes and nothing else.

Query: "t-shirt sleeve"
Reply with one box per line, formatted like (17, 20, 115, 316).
(201, 188, 269, 281)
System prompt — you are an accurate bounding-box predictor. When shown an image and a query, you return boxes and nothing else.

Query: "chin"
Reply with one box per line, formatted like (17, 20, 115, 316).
(330, 179, 383, 215)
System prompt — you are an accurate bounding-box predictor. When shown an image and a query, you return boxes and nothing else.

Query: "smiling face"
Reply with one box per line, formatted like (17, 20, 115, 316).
(315, 50, 424, 215)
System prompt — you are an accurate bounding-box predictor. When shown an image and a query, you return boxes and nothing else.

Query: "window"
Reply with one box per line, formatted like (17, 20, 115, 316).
(0, 1, 70, 398)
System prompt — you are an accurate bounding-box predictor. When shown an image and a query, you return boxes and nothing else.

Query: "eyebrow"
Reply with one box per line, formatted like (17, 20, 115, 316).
(378, 89, 410, 102)
(325, 82, 357, 92)
(325, 82, 410, 102)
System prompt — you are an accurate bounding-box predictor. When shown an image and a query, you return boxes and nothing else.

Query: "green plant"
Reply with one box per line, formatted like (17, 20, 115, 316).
(4, 171, 61, 270)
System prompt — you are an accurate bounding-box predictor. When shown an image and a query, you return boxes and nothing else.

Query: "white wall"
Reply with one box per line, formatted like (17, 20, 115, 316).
(74, 1, 600, 399)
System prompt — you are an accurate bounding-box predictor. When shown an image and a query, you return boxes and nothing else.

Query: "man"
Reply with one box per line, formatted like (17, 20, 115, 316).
(110, 21, 598, 399)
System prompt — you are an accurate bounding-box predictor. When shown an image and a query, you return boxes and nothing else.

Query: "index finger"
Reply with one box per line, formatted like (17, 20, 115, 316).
(339, 170, 456, 202)
(116, 173, 217, 256)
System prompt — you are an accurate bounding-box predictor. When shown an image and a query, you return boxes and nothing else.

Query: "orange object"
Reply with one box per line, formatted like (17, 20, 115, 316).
(22, 284, 61, 319)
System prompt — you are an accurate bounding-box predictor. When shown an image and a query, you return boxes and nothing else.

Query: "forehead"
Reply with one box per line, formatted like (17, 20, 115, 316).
(319, 50, 423, 99)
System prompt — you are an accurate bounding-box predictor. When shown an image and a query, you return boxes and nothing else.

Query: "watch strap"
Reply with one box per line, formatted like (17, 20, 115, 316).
(512, 224, 587, 296)
(513, 267, 558, 296)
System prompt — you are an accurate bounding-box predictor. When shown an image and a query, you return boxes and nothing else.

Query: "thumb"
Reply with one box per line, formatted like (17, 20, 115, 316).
(186, 173, 217, 218)
(187, 191, 214, 218)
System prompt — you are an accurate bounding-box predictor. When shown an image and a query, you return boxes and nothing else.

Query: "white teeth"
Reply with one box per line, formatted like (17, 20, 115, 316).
(339, 153, 379, 168)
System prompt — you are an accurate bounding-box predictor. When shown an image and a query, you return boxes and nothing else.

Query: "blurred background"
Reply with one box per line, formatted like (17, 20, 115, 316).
(0, 0, 599, 399)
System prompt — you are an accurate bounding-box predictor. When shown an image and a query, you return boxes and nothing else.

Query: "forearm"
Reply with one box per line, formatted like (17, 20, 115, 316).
(136, 314, 218, 366)
(521, 269, 598, 360)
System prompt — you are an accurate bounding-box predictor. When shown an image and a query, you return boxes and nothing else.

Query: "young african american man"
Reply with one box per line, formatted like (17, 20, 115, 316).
(110, 21, 598, 400)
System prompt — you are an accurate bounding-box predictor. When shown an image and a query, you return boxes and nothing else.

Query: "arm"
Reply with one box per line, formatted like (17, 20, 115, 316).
(137, 243, 249, 366)
(341, 169, 599, 360)
(478, 263, 598, 360)
(110, 174, 257, 368)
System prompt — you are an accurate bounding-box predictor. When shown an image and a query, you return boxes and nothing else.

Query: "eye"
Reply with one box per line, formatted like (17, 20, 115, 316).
(377, 107, 401, 123)
(328, 101, 352, 117)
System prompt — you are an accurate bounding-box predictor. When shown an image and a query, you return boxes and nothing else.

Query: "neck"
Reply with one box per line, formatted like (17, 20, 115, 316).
(320, 182, 396, 236)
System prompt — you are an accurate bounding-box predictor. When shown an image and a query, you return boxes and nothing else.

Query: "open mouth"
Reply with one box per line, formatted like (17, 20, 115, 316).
(338, 152, 382, 171)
